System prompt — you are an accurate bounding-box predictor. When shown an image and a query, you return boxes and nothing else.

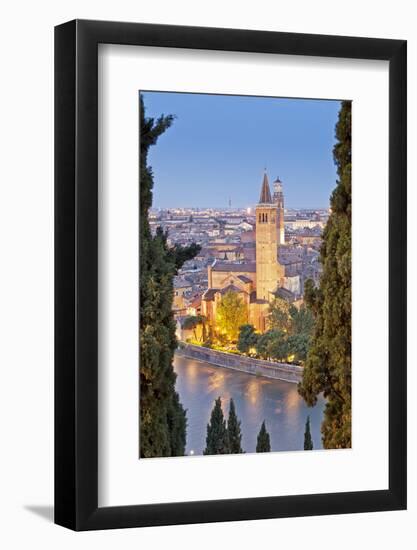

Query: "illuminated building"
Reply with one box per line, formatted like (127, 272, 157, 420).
(201, 172, 292, 333)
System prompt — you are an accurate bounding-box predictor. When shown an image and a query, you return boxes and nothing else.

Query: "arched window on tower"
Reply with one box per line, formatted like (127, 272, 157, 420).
(259, 213, 261, 223)
(265, 213, 268, 223)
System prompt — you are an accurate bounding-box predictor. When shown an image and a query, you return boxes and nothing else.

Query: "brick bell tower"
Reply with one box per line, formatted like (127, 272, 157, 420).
(273, 176, 285, 245)
(255, 172, 279, 301)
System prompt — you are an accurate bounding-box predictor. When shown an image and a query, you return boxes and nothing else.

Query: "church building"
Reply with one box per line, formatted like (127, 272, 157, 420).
(201, 172, 293, 334)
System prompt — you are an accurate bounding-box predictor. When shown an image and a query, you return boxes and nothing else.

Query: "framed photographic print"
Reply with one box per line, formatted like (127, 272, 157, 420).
(55, 20, 407, 530)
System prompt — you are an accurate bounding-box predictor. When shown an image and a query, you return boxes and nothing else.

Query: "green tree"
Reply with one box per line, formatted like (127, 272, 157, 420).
(204, 397, 229, 455)
(290, 304, 314, 337)
(182, 314, 207, 342)
(255, 331, 271, 359)
(269, 297, 292, 333)
(256, 329, 287, 361)
(216, 291, 248, 342)
(237, 324, 258, 354)
(139, 95, 200, 458)
(298, 101, 352, 449)
(227, 398, 243, 454)
(287, 305, 314, 363)
(256, 421, 271, 452)
(304, 415, 313, 450)
(167, 392, 187, 455)
(266, 330, 288, 362)
(197, 314, 208, 342)
(182, 315, 199, 341)
(287, 333, 310, 363)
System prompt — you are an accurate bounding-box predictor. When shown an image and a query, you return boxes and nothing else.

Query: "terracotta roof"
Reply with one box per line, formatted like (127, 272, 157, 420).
(259, 172, 272, 204)
(190, 296, 202, 308)
(173, 277, 192, 289)
(220, 284, 247, 295)
(274, 287, 297, 302)
(202, 288, 219, 301)
(212, 262, 256, 273)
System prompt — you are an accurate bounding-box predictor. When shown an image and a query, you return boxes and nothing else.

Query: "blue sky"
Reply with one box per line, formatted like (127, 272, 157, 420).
(141, 91, 341, 209)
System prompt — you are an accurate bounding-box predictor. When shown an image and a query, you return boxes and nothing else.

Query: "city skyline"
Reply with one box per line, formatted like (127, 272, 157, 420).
(150, 205, 329, 211)
(142, 91, 342, 209)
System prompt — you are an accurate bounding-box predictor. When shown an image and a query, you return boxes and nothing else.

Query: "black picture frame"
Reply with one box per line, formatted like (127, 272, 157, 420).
(55, 19, 407, 531)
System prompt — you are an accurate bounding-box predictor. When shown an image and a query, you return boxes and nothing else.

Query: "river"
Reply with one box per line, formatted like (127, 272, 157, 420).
(174, 353, 325, 455)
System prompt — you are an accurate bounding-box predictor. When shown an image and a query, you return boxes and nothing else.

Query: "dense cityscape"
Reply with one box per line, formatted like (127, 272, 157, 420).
(149, 186, 329, 340)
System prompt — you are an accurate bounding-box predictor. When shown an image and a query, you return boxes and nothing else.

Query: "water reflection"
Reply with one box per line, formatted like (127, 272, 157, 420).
(206, 371, 226, 394)
(174, 354, 325, 455)
(245, 378, 261, 406)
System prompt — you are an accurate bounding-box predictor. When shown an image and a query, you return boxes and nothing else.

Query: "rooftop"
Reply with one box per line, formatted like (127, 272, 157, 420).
(220, 284, 247, 296)
(274, 287, 298, 302)
(237, 274, 253, 284)
(202, 288, 219, 301)
(212, 262, 256, 273)
(173, 277, 192, 289)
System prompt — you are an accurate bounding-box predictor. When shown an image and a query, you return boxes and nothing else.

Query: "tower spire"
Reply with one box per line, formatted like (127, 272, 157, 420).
(259, 172, 272, 204)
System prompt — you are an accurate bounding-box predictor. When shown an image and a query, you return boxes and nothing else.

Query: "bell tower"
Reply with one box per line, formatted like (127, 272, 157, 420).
(256, 172, 279, 301)
(273, 176, 285, 245)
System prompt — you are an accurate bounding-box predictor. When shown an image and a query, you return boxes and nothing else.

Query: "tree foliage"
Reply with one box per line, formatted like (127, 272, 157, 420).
(256, 329, 288, 361)
(139, 94, 200, 457)
(216, 291, 248, 342)
(204, 397, 229, 455)
(287, 333, 310, 363)
(260, 299, 315, 364)
(269, 297, 292, 333)
(227, 398, 243, 454)
(290, 304, 314, 336)
(298, 101, 352, 449)
(182, 314, 207, 342)
(236, 304, 314, 364)
(304, 415, 313, 451)
(256, 421, 271, 452)
(237, 324, 258, 354)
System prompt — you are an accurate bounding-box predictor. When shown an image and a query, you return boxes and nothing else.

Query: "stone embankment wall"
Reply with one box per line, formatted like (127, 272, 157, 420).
(176, 343, 303, 383)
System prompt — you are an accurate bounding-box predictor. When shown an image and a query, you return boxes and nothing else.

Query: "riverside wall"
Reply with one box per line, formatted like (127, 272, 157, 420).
(176, 343, 303, 383)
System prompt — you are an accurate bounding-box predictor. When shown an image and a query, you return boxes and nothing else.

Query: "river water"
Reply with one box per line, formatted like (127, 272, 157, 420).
(174, 353, 325, 455)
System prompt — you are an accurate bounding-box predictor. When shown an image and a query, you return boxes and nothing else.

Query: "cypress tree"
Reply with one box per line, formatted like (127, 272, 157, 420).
(227, 398, 243, 454)
(304, 415, 313, 450)
(256, 421, 271, 453)
(298, 101, 352, 449)
(139, 94, 200, 457)
(204, 397, 229, 455)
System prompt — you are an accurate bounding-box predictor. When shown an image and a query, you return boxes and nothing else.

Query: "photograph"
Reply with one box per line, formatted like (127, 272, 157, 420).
(139, 91, 352, 458)
(0, 1, 409, 542)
